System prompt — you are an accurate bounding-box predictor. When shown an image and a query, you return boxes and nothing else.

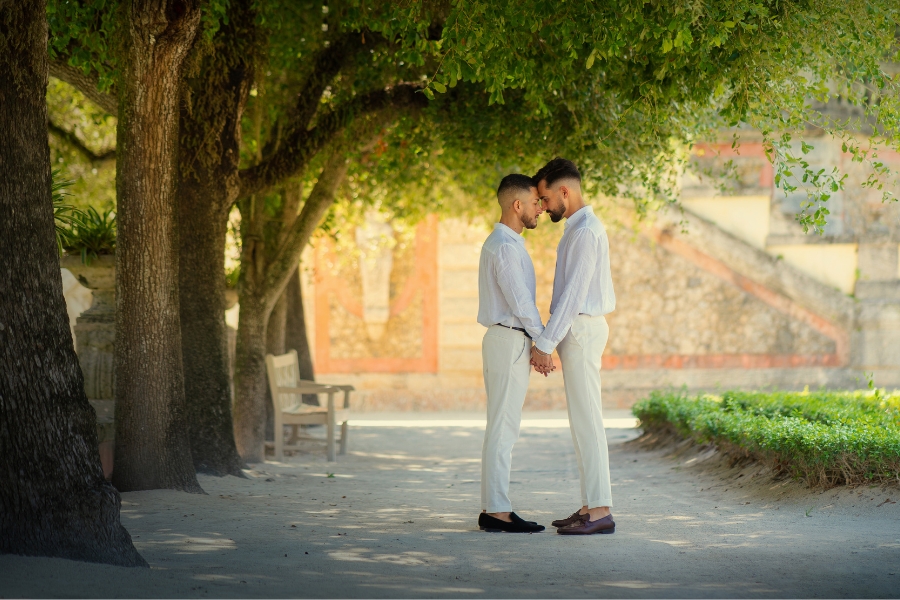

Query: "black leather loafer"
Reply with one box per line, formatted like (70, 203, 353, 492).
(478, 512, 545, 533)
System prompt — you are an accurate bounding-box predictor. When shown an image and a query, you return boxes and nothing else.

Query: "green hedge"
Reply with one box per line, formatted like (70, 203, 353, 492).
(632, 390, 900, 487)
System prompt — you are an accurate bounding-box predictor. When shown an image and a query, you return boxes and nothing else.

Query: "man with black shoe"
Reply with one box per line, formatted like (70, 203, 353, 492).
(475, 174, 549, 534)
(530, 158, 617, 536)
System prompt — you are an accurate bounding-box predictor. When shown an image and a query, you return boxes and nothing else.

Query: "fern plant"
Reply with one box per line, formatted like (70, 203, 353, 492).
(62, 206, 117, 265)
(51, 168, 82, 255)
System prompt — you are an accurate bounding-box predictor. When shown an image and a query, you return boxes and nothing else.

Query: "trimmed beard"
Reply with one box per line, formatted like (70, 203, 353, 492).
(547, 205, 565, 223)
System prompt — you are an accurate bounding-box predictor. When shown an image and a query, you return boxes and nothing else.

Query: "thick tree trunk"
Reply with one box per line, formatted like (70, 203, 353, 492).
(113, 0, 202, 492)
(232, 297, 270, 462)
(0, 0, 145, 566)
(178, 190, 244, 476)
(175, 0, 255, 477)
(284, 266, 319, 405)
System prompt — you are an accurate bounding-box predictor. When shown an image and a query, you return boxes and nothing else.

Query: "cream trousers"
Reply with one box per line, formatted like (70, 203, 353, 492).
(557, 314, 612, 508)
(480, 325, 531, 513)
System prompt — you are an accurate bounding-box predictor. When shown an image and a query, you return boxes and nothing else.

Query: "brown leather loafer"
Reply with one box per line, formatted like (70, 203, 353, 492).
(551, 509, 585, 528)
(557, 514, 615, 535)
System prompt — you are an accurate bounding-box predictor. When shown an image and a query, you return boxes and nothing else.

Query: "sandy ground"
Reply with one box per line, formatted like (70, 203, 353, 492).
(1, 410, 898, 599)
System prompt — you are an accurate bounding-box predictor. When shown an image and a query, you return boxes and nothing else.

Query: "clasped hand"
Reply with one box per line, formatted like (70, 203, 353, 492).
(530, 345, 556, 377)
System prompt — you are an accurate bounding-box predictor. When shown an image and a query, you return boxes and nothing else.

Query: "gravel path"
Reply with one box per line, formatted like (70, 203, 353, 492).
(1, 416, 898, 598)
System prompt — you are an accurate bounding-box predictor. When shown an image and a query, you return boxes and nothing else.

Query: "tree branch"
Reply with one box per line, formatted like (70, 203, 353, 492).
(288, 33, 364, 136)
(256, 30, 387, 161)
(262, 148, 349, 310)
(238, 83, 427, 200)
(48, 118, 116, 163)
(48, 59, 118, 115)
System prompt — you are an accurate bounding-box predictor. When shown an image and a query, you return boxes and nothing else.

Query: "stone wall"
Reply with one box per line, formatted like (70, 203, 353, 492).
(567, 230, 833, 357)
(62, 136, 900, 413)
(310, 209, 859, 411)
(307, 136, 900, 410)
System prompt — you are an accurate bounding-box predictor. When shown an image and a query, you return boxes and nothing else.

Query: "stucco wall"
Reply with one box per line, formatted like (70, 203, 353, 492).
(61, 136, 900, 411)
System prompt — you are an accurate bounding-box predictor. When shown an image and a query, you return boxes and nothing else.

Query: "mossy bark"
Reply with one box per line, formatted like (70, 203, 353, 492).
(175, 0, 256, 476)
(178, 0, 258, 476)
(233, 297, 270, 462)
(178, 193, 244, 476)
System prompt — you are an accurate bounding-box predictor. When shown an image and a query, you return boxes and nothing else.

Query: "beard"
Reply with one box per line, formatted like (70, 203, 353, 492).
(523, 213, 539, 229)
(547, 204, 565, 223)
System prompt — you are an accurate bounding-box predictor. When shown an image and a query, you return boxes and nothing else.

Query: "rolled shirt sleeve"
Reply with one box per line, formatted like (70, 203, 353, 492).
(494, 244, 545, 340)
(534, 228, 597, 354)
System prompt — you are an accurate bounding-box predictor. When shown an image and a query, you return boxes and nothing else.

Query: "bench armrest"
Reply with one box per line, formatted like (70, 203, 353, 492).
(298, 379, 354, 392)
(276, 384, 340, 394)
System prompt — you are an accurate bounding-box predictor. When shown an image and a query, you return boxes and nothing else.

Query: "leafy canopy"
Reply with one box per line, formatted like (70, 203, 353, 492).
(48, 1, 900, 234)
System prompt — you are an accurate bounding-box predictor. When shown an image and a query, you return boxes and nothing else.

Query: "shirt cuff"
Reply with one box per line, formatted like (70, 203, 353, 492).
(534, 336, 556, 355)
(525, 325, 545, 341)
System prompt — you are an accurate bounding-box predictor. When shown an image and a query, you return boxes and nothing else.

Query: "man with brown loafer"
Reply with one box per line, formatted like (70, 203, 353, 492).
(476, 174, 549, 534)
(529, 158, 617, 536)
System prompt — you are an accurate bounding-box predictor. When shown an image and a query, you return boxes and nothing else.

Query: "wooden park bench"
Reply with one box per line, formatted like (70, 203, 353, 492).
(264, 350, 353, 462)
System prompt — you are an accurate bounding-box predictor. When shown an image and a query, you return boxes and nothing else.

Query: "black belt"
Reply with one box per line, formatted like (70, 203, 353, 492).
(494, 323, 531, 339)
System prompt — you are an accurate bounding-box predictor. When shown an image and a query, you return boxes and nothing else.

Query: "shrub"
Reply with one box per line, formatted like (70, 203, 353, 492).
(632, 390, 900, 487)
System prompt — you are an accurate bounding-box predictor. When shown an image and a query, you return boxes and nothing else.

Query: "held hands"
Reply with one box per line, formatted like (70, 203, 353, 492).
(530, 345, 556, 377)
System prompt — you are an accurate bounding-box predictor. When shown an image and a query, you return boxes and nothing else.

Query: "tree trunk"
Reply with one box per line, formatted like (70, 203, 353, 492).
(0, 0, 146, 566)
(178, 189, 244, 476)
(175, 0, 255, 477)
(232, 151, 348, 460)
(232, 297, 270, 462)
(264, 289, 288, 440)
(284, 266, 319, 405)
(266, 290, 288, 356)
(113, 0, 203, 493)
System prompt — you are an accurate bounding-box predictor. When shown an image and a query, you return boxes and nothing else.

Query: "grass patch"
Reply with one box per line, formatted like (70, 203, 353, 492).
(632, 389, 900, 487)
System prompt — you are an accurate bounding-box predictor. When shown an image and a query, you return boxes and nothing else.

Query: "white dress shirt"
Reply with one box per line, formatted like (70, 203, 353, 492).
(534, 206, 615, 354)
(477, 223, 545, 340)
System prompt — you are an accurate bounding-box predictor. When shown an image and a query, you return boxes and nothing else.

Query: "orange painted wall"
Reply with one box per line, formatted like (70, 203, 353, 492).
(314, 215, 439, 374)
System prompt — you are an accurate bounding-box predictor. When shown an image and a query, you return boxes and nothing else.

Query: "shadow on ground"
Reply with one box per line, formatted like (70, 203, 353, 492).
(1, 422, 898, 598)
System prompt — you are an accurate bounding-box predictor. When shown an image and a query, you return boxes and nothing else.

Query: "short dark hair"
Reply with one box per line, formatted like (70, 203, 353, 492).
(533, 157, 581, 188)
(497, 173, 536, 199)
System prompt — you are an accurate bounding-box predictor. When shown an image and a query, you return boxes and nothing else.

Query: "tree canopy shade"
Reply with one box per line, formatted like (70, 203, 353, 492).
(45, 0, 900, 474)
(403, 0, 900, 228)
(49, 1, 900, 212)
(0, 0, 145, 566)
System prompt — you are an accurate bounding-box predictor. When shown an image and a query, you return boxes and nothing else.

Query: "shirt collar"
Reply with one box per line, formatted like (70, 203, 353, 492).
(494, 222, 526, 245)
(564, 205, 593, 230)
